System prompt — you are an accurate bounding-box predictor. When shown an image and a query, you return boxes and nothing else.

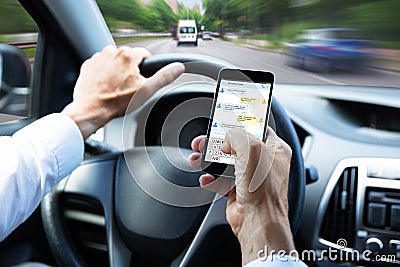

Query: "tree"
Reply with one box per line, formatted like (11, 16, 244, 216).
(97, 0, 146, 30)
(202, 0, 246, 34)
(0, 0, 37, 34)
(141, 0, 177, 32)
(176, 4, 203, 32)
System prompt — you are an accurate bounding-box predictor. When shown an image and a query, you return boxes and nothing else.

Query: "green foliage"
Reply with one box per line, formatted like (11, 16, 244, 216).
(343, 0, 400, 41)
(1, 0, 399, 47)
(202, 0, 248, 32)
(97, 0, 146, 30)
(0, 0, 37, 34)
(202, 0, 400, 46)
(202, 0, 291, 34)
(176, 5, 203, 31)
(97, 0, 177, 32)
(140, 0, 177, 32)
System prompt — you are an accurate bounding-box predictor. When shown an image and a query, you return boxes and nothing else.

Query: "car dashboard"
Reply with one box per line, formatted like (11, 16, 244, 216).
(276, 85, 400, 265)
(103, 80, 400, 266)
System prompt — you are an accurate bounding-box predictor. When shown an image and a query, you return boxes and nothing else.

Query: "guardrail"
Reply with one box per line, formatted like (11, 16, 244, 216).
(6, 40, 37, 49)
(5, 32, 172, 50)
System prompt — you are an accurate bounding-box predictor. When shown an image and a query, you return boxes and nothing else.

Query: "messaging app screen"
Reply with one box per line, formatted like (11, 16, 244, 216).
(205, 79, 272, 165)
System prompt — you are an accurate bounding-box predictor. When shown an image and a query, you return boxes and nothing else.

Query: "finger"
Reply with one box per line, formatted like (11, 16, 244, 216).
(199, 174, 216, 186)
(144, 62, 185, 91)
(220, 128, 255, 156)
(126, 62, 185, 112)
(200, 175, 235, 196)
(131, 46, 152, 58)
(248, 138, 277, 193)
(117, 46, 151, 66)
(188, 152, 202, 170)
(99, 45, 117, 56)
(264, 126, 280, 148)
(221, 129, 263, 188)
(191, 135, 206, 153)
(245, 127, 279, 192)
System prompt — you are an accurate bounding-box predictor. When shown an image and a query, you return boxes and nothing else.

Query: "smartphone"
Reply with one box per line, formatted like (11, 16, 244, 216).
(201, 68, 274, 178)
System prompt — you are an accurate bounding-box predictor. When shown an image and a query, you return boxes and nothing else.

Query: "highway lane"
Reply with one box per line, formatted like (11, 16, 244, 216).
(127, 38, 400, 88)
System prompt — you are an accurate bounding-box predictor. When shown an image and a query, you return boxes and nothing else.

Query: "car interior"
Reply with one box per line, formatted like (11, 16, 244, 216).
(0, 0, 399, 267)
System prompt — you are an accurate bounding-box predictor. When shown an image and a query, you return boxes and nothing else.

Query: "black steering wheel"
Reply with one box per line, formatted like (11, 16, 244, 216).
(41, 54, 305, 267)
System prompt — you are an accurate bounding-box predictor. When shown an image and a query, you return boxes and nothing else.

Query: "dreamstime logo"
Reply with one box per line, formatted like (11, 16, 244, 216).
(257, 238, 396, 263)
(121, 61, 277, 207)
(336, 238, 347, 249)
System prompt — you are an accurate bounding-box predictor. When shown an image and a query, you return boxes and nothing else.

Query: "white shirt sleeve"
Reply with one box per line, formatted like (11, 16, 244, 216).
(0, 113, 84, 241)
(245, 255, 308, 267)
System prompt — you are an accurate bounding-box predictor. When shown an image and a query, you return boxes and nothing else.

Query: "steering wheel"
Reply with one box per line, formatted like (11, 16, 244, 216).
(41, 54, 305, 267)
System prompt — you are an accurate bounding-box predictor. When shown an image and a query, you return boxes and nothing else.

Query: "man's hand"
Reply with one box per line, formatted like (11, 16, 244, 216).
(188, 128, 295, 265)
(62, 45, 185, 139)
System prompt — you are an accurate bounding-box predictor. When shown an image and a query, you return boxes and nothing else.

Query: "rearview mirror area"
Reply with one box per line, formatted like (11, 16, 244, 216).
(0, 43, 31, 117)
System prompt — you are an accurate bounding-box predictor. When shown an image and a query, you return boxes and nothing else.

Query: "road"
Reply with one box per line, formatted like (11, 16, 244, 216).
(126, 38, 400, 88)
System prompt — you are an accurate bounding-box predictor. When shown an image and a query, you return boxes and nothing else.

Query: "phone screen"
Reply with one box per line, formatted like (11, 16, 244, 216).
(204, 77, 272, 166)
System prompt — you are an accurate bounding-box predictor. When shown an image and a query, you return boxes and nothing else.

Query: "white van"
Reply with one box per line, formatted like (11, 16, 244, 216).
(177, 20, 198, 46)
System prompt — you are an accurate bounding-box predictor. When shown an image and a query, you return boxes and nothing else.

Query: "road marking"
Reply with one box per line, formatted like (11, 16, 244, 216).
(306, 72, 347, 85)
(263, 63, 294, 74)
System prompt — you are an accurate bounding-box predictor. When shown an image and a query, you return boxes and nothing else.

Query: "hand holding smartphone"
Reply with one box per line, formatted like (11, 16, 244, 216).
(201, 68, 274, 178)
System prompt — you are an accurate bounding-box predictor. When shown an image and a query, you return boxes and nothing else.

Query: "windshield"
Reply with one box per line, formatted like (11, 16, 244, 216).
(180, 27, 195, 34)
(0, 0, 399, 100)
(95, 0, 399, 88)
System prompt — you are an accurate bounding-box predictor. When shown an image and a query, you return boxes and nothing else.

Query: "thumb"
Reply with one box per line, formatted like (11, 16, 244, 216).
(126, 62, 185, 112)
(220, 128, 253, 158)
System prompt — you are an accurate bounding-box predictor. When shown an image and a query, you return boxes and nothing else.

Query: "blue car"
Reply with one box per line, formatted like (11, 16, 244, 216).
(286, 28, 375, 72)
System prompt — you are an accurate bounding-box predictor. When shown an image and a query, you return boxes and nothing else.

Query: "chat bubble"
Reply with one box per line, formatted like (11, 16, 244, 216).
(225, 88, 246, 95)
(240, 96, 260, 104)
(221, 123, 245, 130)
(240, 96, 261, 105)
(236, 114, 257, 125)
(224, 103, 247, 114)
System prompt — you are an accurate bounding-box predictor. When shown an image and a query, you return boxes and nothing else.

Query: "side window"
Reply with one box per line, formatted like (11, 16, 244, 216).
(0, 0, 37, 121)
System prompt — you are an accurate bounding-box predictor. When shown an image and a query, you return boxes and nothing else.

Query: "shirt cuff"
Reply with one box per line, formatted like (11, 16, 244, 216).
(13, 113, 84, 180)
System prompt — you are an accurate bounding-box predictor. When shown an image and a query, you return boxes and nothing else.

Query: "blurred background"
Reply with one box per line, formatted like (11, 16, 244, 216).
(0, 0, 399, 116)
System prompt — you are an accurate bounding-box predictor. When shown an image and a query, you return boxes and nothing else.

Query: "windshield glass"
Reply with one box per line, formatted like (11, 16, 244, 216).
(96, 0, 399, 88)
(1, 0, 399, 92)
(180, 27, 195, 34)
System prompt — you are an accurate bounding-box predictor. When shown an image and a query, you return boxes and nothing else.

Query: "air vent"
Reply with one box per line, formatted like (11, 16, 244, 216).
(62, 196, 109, 267)
(320, 167, 358, 248)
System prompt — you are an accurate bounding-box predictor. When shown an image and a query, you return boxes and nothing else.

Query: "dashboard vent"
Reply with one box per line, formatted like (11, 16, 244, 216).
(62, 196, 110, 267)
(320, 167, 358, 248)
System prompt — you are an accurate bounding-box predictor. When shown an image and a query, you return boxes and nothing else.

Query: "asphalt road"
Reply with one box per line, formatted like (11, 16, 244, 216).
(127, 38, 400, 88)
